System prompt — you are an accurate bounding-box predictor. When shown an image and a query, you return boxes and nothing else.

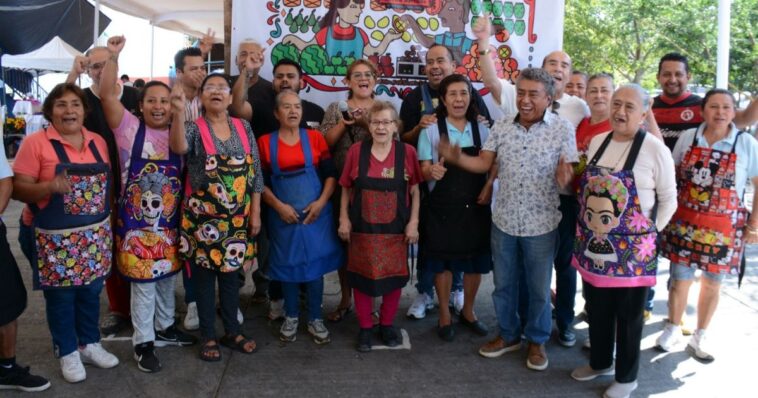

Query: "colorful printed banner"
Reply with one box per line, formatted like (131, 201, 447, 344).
(231, 0, 564, 111)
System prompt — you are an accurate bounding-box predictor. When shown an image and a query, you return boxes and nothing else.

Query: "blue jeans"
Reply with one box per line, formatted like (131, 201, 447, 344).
(282, 277, 324, 321)
(554, 195, 578, 331)
(491, 225, 557, 344)
(43, 279, 104, 357)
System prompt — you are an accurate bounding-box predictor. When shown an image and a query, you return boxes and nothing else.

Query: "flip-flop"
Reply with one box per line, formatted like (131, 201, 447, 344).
(326, 306, 352, 323)
(220, 334, 258, 354)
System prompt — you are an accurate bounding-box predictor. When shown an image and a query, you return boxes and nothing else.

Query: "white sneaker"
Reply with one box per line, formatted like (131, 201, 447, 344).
(451, 290, 464, 316)
(280, 316, 298, 342)
(407, 293, 434, 319)
(59, 351, 86, 383)
(687, 329, 714, 362)
(655, 322, 681, 352)
(268, 299, 285, 321)
(184, 302, 199, 331)
(78, 343, 119, 369)
(603, 380, 638, 398)
(307, 319, 331, 344)
(237, 308, 244, 325)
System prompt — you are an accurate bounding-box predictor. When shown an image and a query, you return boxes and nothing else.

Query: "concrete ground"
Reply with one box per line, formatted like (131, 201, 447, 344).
(3, 198, 757, 397)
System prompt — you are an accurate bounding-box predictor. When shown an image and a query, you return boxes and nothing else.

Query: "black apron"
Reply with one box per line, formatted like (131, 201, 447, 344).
(346, 140, 410, 296)
(421, 119, 491, 260)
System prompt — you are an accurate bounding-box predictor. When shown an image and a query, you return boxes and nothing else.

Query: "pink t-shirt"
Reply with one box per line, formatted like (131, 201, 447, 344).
(114, 111, 172, 194)
(13, 126, 110, 225)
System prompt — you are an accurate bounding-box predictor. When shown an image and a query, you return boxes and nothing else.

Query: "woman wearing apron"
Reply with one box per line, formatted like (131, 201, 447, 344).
(656, 89, 758, 362)
(258, 90, 342, 344)
(570, 85, 677, 398)
(13, 83, 119, 383)
(417, 75, 494, 341)
(321, 59, 378, 322)
(100, 36, 196, 373)
(169, 73, 263, 362)
(338, 101, 423, 352)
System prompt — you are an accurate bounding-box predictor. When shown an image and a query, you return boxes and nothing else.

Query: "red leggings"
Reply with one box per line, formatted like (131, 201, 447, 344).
(105, 272, 131, 317)
(353, 288, 401, 329)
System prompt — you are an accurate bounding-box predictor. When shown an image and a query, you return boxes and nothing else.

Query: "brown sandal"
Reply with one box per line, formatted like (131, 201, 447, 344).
(200, 340, 222, 362)
(220, 334, 257, 354)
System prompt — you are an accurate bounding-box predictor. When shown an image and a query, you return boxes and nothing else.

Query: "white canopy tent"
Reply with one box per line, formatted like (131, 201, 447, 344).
(1, 36, 81, 73)
(95, 0, 223, 42)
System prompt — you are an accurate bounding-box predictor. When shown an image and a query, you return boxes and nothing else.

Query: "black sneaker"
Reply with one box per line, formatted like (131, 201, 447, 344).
(100, 313, 130, 336)
(380, 325, 400, 347)
(357, 328, 372, 353)
(155, 324, 198, 347)
(134, 342, 161, 373)
(0, 364, 51, 392)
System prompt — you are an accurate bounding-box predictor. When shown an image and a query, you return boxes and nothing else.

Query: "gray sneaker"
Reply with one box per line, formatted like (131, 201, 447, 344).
(307, 319, 331, 344)
(280, 317, 298, 342)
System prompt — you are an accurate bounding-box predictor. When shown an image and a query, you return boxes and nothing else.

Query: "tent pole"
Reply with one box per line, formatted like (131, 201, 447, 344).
(150, 25, 155, 79)
(716, 0, 730, 89)
(94, 0, 101, 46)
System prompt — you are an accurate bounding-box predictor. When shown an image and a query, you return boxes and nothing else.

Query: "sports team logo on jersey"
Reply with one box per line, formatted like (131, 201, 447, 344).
(681, 109, 695, 122)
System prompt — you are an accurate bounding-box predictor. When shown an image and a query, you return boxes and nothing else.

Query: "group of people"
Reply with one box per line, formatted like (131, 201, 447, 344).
(1, 13, 757, 398)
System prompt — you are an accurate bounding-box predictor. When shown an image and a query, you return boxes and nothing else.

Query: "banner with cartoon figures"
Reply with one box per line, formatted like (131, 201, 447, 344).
(231, 0, 564, 112)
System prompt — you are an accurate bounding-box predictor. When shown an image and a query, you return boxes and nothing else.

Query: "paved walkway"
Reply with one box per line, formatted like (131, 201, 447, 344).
(4, 198, 757, 397)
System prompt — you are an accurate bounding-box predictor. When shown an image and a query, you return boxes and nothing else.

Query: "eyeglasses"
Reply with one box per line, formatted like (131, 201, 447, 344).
(203, 85, 231, 94)
(370, 120, 395, 127)
(88, 62, 106, 71)
(350, 72, 375, 79)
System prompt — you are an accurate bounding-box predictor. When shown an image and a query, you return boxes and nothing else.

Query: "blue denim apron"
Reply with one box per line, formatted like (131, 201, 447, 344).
(266, 129, 342, 282)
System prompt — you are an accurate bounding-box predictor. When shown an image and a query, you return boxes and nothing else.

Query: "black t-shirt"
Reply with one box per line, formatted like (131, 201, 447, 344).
(84, 85, 140, 196)
(243, 77, 325, 138)
(400, 82, 493, 146)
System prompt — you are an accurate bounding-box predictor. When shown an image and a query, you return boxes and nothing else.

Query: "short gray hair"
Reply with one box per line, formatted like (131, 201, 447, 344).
(274, 89, 301, 109)
(516, 68, 555, 98)
(616, 83, 650, 109)
(237, 39, 262, 52)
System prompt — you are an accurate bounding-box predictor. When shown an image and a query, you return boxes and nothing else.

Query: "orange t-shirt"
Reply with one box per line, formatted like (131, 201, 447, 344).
(13, 126, 110, 225)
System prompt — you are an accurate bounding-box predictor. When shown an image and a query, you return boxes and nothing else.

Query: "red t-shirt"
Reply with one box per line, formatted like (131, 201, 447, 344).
(575, 117, 612, 153)
(339, 141, 423, 205)
(257, 129, 331, 172)
(315, 24, 369, 47)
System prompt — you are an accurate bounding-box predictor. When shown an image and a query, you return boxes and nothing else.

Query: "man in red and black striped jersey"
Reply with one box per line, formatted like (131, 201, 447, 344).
(654, 52, 758, 151)
(652, 53, 703, 150)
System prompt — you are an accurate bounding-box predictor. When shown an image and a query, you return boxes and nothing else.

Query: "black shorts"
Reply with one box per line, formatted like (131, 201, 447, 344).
(0, 222, 27, 326)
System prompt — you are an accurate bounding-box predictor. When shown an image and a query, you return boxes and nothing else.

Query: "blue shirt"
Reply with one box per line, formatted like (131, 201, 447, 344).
(418, 119, 490, 191)
(672, 123, 758, 200)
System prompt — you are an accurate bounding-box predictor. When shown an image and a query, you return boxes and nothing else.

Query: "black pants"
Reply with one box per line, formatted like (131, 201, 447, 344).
(585, 284, 648, 383)
(193, 264, 241, 340)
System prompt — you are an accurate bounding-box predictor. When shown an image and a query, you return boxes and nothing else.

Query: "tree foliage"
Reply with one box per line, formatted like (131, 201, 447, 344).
(563, 0, 756, 95)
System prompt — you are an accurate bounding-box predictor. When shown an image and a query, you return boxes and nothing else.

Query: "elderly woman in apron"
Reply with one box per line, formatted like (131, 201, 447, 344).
(570, 85, 677, 398)
(656, 89, 758, 362)
(258, 90, 342, 344)
(338, 101, 423, 352)
(169, 73, 263, 362)
(417, 74, 494, 342)
(98, 36, 196, 374)
(13, 83, 119, 383)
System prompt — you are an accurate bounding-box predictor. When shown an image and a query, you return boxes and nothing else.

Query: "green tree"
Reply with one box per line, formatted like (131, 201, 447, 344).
(564, 0, 756, 95)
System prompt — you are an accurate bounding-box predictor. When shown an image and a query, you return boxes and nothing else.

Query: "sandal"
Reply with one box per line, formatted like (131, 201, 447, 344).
(220, 334, 258, 354)
(200, 340, 222, 362)
(326, 306, 352, 323)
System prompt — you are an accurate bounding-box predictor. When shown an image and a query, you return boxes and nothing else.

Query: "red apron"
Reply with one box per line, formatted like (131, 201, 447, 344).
(661, 130, 747, 275)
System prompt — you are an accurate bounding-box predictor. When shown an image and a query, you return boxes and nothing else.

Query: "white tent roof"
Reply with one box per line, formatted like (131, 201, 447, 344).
(97, 0, 223, 40)
(2, 36, 81, 72)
